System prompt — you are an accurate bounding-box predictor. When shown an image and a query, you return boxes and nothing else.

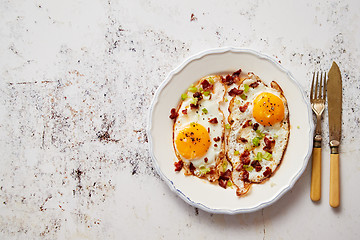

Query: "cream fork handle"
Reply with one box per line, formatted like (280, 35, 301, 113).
(310, 147, 321, 201)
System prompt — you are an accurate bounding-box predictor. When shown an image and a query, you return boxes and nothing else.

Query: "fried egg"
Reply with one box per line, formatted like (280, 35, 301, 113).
(173, 75, 226, 182)
(170, 70, 290, 197)
(227, 73, 290, 195)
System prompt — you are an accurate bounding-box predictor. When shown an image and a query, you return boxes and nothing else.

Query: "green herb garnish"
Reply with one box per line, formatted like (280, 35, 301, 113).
(244, 84, 250, 93)
(190, 97, 198, 105)
(199, 165, 211, 175)
(225, 124, 231, 129)
(203, 91, 210, 96)
(227, 180, 233, 187)
(202, 108, 208, 114)
(252, 137, 260, 146)
(240, 93, 247, 100)
(208, 77, 215, 84)
(181, 93, 188, 100)
(188, 86, 198, 93)
(264, 152, 272, 161)
(255, 129, 265, 139)
(255, 152, 263, 161)
(222, 161, 228, 172)
(234, 150, 239, 156)
(243, 165, 254, 171)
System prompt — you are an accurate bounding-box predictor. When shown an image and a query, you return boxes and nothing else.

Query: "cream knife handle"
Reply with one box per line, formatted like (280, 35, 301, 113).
(310, 147, 321, 201)
(330, 153, 340, 208)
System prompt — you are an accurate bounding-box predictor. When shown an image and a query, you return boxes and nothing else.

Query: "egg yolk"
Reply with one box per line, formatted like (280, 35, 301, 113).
(253, 92, 285, 126)
(175, 123, 211, 160)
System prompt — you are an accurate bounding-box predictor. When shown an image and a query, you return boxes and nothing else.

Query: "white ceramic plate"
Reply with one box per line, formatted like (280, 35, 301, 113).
(147, 47, 314, 214)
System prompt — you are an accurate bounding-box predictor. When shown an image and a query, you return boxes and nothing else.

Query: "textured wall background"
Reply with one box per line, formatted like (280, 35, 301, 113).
(0, 0, 359, 239)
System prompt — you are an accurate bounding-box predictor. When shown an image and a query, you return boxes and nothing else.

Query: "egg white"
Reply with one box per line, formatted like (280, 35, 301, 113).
(227, 73, 290, 190)
(173, 76, 226, 181)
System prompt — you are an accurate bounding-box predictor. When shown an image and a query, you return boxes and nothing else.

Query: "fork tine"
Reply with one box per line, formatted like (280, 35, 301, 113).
(310, 72, 315, 100)
(323, 72, 327, 100)
(315, 72, 319, 99)
(319, 72, 323, 99)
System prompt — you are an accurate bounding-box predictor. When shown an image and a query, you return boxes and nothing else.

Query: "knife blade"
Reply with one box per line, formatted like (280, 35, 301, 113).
(327, 61, 342, 208)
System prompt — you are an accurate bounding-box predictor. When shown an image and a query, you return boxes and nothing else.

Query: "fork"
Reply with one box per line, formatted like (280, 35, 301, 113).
(310, 72, 327, 202)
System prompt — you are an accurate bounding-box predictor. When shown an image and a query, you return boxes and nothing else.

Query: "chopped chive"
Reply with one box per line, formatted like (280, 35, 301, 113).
(199, 165, 211, 175)
(224, 97, 228, 102)
(190, 97, 198, 105)
(256, 152, 263, 161)
(181, 93, 188, 100)
(203, 91, 210, 96)
(256, 129, 265, 139)
(264, 152, 272, 160)
(244, 84, 250, 93)
(188, 87, 198, 93)
(234, 150, 239, 156)
(252, 137, 260, 146)
(202, 108, 208, 114)
(222, 161, 228, 172)
(225, 124, 231, 129)
(208, 77, 215, 84)
(227, 180, 233, 187)
(199, 87, 203, 93)
(297, 125, 300, 129)
(240, 93, 247, 100)
(243, 165, 254, 171)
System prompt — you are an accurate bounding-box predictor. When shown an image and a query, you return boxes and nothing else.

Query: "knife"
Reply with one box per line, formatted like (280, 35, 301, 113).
(327, 61, 342, 208)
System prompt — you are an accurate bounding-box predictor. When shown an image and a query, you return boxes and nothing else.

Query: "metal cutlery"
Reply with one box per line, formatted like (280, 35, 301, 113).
(327, 61, 342, 208)
(310, 72, 327, 202)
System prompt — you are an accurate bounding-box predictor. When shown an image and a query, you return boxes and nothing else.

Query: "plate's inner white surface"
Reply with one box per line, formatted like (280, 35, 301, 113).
(150, 50, 311, 211)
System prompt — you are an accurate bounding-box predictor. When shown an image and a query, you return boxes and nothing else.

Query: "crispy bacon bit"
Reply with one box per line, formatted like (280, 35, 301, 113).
(193, 92, 203, 101)
(189, 162, 196, 174)
(251, 160, 262, 172)
(190, 103, 199, 109)
(232, 69, 242, 77)
(208, 118, 218, 124)
(263, 167, 272, 177)
(238, 137, 248, 143)
(221, 169, 231, 180)
(240, 150, 251, 165)
(241, 170, 249, 182)
(174, 160, 183, 172)
(169, 108, 178, 120)
(218, 169, 232, 189)
(228, 88, 243, 96)
(182, 109, 188, 115)
(252, 123, 259, 131)
(213, 136, 220, 142)
(218, 179, 227, 188)
(221, 74, 234, 85)
(239, 102, 249, 112)
(249, 82, 259, 88)
(204, 157, 208, 163)
(263, 137, 275, 153)
(214, 144, 218, 147)
(235, 163, 243, 171)
(201, 80, 213, 91)
(242, 120, 252, 128)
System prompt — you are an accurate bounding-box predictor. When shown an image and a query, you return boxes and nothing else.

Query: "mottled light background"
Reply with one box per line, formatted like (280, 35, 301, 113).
(0, 0, 359, 239)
